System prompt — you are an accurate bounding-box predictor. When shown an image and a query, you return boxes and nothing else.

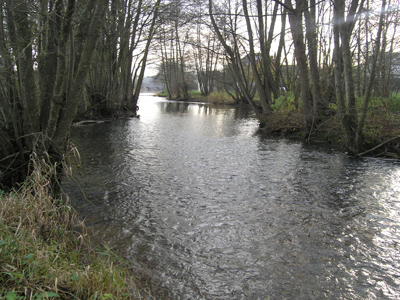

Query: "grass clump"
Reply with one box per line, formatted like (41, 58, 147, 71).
(207, 91, 235, 104)
(156, 91, 168, 98)
(188, 90, 202, 98)
(0, 155, 150, 299)
(387, 93, 400, 112)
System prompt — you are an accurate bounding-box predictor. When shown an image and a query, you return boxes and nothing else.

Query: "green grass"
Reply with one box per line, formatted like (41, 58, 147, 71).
(387, 93, 400, 112)
(188, 90, 202, 97)
(355, 92, 400, 112)
(157, 90, 207, 101)
(207, 91, 235, 104)
(156, 91, 168, 97)
(0, 155, 152, 300)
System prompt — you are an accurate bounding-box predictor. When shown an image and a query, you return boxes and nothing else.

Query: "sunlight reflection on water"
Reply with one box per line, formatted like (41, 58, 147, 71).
(64, 94, 400, 299)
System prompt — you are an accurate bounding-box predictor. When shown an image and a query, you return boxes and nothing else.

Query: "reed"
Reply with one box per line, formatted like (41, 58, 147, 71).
(0, 154, 152, 299)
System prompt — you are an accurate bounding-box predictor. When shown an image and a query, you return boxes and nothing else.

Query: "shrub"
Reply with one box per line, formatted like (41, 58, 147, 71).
(271, 92, 297, 113)
(387, 93, 400, 112)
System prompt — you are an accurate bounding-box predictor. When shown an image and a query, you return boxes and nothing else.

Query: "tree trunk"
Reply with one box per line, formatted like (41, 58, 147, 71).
(333, 1, 352, 149)
(303, 0, 324, 115)
(355, 0, 386, 152)
(45, 0, 76, 142)
(38, 0, 58, 131)
(53, 0, 108, 152)
(285, 0, 313, 133)
(12, 1, 40, 139)
(132, 0, 161, 108)
(243, 0, 270, 111)
(333, 0, 364, 153)
(208, 0, 261, 116)
(274, 6, 287, 93)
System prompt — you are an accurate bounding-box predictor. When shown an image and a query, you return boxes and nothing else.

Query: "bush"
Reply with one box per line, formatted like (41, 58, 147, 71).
(271, 92, 297, 113)
(387, 93, 400, 112)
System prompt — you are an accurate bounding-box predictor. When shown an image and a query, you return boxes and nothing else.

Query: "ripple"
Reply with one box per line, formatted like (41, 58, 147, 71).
(65, 96, 400, 299)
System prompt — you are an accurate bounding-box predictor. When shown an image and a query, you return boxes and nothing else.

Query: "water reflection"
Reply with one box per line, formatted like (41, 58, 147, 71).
(64, 95, 400, 299)
(159, 101, 190, 113)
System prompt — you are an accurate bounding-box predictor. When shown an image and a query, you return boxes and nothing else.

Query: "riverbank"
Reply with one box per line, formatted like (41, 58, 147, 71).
(156, 90, 236, 105)
(169, 91, 400, 159)
(0, 156, 162, 299)
(258, 110, 400, 158)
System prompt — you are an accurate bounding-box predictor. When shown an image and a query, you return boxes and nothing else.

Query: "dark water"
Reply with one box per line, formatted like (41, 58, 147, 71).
(64, 94, 400, 299)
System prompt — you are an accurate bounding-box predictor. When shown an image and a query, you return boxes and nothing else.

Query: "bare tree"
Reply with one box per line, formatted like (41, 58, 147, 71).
(333, 0, 365, 153)
(282, 0, 313, 133)
(208, 0, 261, 114)
(0, 0, 160, 188)
(356, 0, 387, 150)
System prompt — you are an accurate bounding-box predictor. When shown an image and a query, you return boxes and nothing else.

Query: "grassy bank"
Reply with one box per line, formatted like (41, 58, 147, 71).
(261, 92, 400, 158)
(0, 156, 153, 300)
(156, 90, 234, 104)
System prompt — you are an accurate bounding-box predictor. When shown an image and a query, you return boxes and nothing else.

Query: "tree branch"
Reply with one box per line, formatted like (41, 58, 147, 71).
(271, 0, 295, 13)
(356, 136, 400, 157)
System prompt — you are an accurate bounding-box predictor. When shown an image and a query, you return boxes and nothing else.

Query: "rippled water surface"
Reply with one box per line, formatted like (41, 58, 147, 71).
(64, 94, 400, 299)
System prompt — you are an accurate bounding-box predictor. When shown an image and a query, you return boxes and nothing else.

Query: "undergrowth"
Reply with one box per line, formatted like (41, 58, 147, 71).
(0, 155, 151, 299)
(207, 91, 235, 104)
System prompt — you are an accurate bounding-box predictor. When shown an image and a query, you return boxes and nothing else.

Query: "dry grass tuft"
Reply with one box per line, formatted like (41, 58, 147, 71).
(207, 91, 235, 105)
(0, 154, 153, 299)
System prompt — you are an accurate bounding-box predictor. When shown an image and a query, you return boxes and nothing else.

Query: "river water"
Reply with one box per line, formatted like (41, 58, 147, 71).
(64, 94, 400, 299)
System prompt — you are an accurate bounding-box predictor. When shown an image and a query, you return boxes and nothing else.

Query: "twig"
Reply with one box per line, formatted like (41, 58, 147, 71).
(0, 152, 20, 163)
(356, 135, 400, 157)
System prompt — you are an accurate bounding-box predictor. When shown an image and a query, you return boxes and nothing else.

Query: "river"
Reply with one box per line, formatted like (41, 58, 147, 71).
(64, 94, 400, 299)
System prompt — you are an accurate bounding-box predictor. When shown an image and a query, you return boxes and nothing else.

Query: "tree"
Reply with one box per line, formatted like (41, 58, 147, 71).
(0, 0, 160, 189)
(0, 0, 106, 187)
(242, 0, 273, 111)
(84, 0, 161, 117)
(208, 0, 261, 114)
(132, 0, 162, 106)
(192, 4, 221, 97)
(303, 0, 324, 114)
(282, 0, 313, 133)
(153, 0, 195, 100)
(333, 0, 364, 153)
(355, 0, 387, 151)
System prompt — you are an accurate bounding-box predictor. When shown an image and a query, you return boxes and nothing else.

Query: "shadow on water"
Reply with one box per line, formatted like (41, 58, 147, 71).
(64, 95, 400, 299)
